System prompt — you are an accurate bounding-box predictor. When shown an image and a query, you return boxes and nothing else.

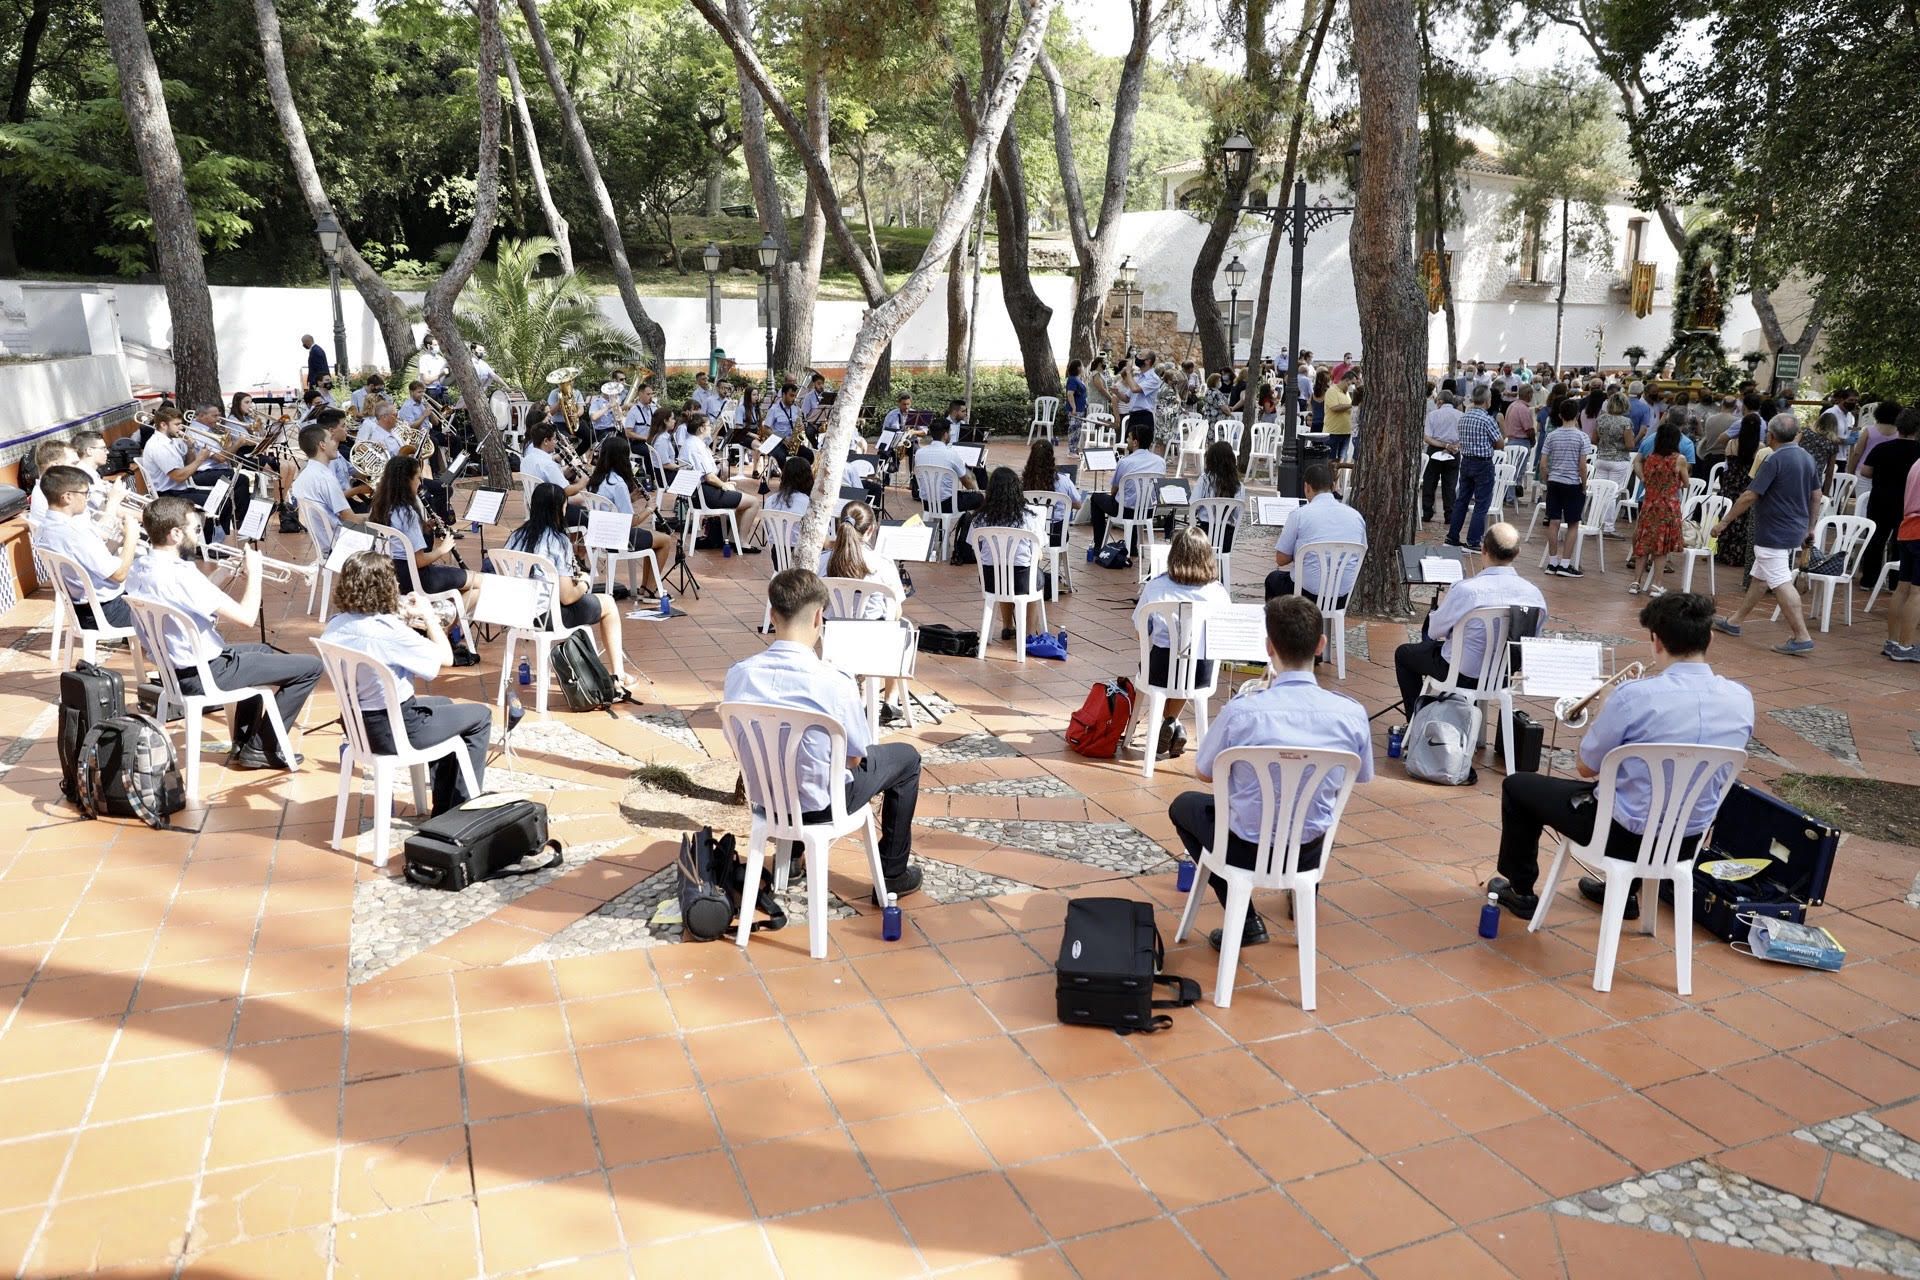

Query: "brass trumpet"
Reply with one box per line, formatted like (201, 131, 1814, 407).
(1554, 662, 1645, 729)
(201, 539, 317, 587)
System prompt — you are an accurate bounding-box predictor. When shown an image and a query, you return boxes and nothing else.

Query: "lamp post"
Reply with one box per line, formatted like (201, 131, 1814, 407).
(755, 233, 779, 396)
(315, 210, 350, 380)
(1224, 255, 1247, 365)
(1116, 257, 1138, 357)
(701, 242, 722, 382)
(1217, 136, 1360, 496)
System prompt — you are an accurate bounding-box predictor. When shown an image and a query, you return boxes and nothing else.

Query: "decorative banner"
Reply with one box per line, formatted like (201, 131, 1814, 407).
(1630, 262, 1657, 318)
(1422, 250, 1444, 313)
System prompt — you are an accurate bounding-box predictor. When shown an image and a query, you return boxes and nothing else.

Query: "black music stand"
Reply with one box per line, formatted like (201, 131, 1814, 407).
(661, 495, 703, 599)
(1371, 543, 1478, 723)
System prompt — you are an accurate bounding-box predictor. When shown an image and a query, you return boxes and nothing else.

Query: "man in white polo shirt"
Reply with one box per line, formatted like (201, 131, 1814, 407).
(289, 423, 367, 540)
(1265, 462, 1365, 602)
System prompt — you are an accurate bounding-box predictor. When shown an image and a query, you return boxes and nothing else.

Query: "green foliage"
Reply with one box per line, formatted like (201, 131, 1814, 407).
(1652, 224, 1738, 381)
(453, 237, 642, 395)
(1484, 71, 1625, 273)
(883, 368, 1035, 436)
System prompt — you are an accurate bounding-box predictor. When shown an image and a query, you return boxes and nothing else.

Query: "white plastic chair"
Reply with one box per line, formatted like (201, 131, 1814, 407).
(1190, 497, 1244, 586)
(124, 595, 299, 804)
(1024, 489, 1075, 601)
(969, 526, 1049, 662)
(487, 548, 598, 716)
(38, 550, 141, 670)
(1172, 746, 1362, 1009)
(1127, 600, 1218, 781)
(313, 639, 480, 867)
(822, 576, 916, 734)
(1680, 495, 1732, 595)
(756, 509, 804, 632)
(1528, 743, 1747, 995)
(296, 497, 344, 618)
(1173, 416, 1208, 478)
(1864, 557, 1901, 615)
(1824, 471, 1858, 519)
(1771, 514, 1874, 632)
(1247, 423, 1281, 485)
(1290, 540, 1364, 680)
(687, 480, 745, 554)
(1101, 472, 1163, 571)
(1535, 479, 1620, 573)
(719, 701, 893, 960)
(1028, 396, 1060, 444)
(1417, 604, 1519, 774)
(581, 490, 664, 602)
(913, 465, 964, 560)
(1706, 460, 1727, 497)
(1209, 418, 1245, 454)
(366, 520, 473, 648)
(1488, 459, 1516, 526)
(1081, 414, 1117, 453)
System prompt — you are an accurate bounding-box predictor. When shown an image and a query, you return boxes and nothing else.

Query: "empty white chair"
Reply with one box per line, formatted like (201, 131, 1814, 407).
(1081, 413, 1117, 453)
(1247, 423, 1281, 485)
(1127, 600, 1218, 781)
(1417, 603, 1520, 775)
(1864, 557, 1901, 615)
(124, 596, 299, 804)
(1529, 743, 1746, 995)
(1536, 479, 1620, 573)
(1706, 460, 1727, 497)
(1209, 418, 1245, 454)
(1190, 497, 1244, 586)
(1173, 416, 1208, 478)
(1291, 540, 1364, 680)
(970, 525, 1049, 662)
(1173, 746, 1362, 1009)
(1023, 489, 1075, 601)
(1680, 494, 1732, 595)
(38, 549, 141, 671)
(1488, 459, 1516, 526)
(719, 701, 892, 960)
(1825, 470, 1859, 517)
(756, 509, 804, 632)
(1772, 514, 1875, 632)
(1028, 395, 1060, 444)
(913, 465, 965, 560)
(313, 639, 480, 868)
(487, 548, 599, 716)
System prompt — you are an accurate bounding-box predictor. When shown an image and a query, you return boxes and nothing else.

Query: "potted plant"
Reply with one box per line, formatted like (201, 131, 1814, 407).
(1622, 345, 1647, 375)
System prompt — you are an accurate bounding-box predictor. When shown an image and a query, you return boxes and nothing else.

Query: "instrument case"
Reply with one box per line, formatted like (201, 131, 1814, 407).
(1663, 781, 1840, 943)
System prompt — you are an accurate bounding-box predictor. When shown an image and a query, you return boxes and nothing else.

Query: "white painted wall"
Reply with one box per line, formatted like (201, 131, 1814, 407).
(8, 274, 1076, 394)
(0, 354, 135, 464)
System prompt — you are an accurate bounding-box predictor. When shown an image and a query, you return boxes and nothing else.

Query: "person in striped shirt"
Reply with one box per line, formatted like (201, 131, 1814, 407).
(1538, 398, 1594, 576)
(1445, 386, 1505, 549)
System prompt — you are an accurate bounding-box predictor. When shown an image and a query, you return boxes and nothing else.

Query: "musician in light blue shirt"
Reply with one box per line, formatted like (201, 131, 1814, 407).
(722, 570, 923, 901)
(1088, 416, 1163, 551)
(1168, 595, 1373, 951)
(1490, 591, 1754, 921)
(1265, 462, 1366, 602)
(1392, 522, 1545, 713)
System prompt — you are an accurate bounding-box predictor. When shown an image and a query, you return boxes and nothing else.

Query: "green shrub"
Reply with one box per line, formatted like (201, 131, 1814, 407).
(654, 366, 1040, 436)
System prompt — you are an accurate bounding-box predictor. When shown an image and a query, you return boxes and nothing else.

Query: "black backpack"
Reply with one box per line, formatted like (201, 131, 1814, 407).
(60, 661, 125, 802)
(948, 512, 977, 566)
(1055, 897, 1200, 1035)
(74, 714, 186, 828)
(551, 630, 622, 714)
(915, 624, 980, 656)
(677, 825, 787, 940)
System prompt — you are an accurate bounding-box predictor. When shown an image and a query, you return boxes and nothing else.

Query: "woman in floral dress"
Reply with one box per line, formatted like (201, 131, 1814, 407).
(1631, 422, 1689, 594)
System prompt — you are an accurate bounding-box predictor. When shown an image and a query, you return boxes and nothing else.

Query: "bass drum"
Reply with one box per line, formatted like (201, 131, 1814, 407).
(490, 389, 512, 431)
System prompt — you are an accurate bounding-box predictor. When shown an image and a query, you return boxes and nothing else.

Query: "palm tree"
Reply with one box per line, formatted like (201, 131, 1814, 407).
(454, 237, 641, 398)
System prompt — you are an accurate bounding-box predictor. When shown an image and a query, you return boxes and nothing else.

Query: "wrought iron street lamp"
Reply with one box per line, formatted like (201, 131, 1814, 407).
(701, 242, 722, 380)
(1224, 255, 1247, 364)
(1116, 257, 1139, 356)
(315, 210, 349, 380)
(755, 234, 779, 395)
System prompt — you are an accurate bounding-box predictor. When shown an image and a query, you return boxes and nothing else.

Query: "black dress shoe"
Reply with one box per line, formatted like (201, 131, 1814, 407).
(1486, 876, 1539, 920)
(451, 646, 480, 668)
(871, 864, 924, 904)
(1208, 913, 1269, 951)
(233, 748, 303, 771)
(1000, 627, 1015, 641)
(1578, 876, 1639, 920)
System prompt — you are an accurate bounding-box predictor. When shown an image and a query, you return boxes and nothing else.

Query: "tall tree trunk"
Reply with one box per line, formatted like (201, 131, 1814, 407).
(517, 0, 666, 366)
(1030, 0, 1155, 365)
(504, 96, 525, 229)
(946, 234, 971, 374)
(501, 37, 572, 275)
(255, 0, 418, 377)
(426, 0, 505, 485)
(690, 0, 1057, 564)
(777, 67, 829, 382)
(0, 0, 53, 274)
(1346, 0, 1426, 619)
(704, 163, 725, 217)
(1240, 0, 1336, 462)
(1553, 194, 1569, 376)
(853, 144, 884, 274)
(103, 0, 221, 405)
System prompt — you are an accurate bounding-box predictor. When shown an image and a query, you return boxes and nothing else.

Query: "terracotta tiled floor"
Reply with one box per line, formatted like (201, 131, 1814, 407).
(2, 441, 1918, 1278)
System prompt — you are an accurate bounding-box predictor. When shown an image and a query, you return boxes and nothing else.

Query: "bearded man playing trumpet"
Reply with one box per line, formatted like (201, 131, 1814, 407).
(1486, 592, 1754, 922)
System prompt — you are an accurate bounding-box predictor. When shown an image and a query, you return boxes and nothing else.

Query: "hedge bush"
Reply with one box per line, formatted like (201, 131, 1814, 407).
(658, 367, 1041, 436)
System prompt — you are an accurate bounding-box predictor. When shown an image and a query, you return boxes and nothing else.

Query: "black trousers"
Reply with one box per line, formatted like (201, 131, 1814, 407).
(77, 597, 134, 630)
(1422, 456, 1458, 520)
(174, 644, 322, 758)
(1393, 637, 1477, 717)
(1089, 494, 1145, 549)
(790, 742, 921, 880)
(1497, 772, 1702, 897)
(1262, 569, 1350, 609)
(1169, 791, 1323, 908)
(363, 695, 490, 816)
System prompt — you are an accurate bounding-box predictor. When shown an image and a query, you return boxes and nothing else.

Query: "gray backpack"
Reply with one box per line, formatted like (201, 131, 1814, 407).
(1405, 694, 1481, 786)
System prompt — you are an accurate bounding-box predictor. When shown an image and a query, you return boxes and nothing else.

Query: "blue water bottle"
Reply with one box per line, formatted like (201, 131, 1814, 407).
(723, 541, 734, 558)
(1176, 860, 1196, 892)
(1387, 725, 1404, 759)
(659, 591, 671, 618)
(882, 892, 902, 942)
(1085, 545, 1096, 563)
(1478, 892, 1501, 939)
(1056, 627, 1068, 653)
(517, 659, 531, 686)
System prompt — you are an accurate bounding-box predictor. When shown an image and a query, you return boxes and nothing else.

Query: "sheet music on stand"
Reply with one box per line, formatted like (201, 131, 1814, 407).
(584, 509, 631, 551)
(821, 619, 911, 677)
(1256, 496, 1300, 525)
(1517, 638, 1605, 701)
(1157, 481, 1190, 507)
(1200, 603, 1270, 663)
(201, 477, 231, 519)
(877, 429, 898, 451)
(1083, 448, 1117, 472)
(472, 573, 545, 629)
(1419, 556, 1464, 584)
(954, 444, 984, 468)
(667, 469, 703, 497)
(875, 523, 935, 562)
(324, 527, 376, 574)
(1146, 542, 1170, 576)
(464, 489, 505, 526)
(754, 434, 782, 456)
(238, 498, 273, 543)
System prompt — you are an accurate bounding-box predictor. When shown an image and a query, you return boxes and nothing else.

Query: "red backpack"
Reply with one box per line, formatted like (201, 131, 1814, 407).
(1066, 677, 1135, 759)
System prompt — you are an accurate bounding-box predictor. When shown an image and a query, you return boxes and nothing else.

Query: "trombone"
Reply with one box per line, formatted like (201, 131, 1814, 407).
(1553, 662, 1645, 729)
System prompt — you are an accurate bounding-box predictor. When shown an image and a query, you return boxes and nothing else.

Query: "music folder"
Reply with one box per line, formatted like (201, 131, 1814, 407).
(584, 509, 631, 551)
(1156, 480, 1190, 506)
(238, 498, 274, 542)
(875, 522, 935, 562)
(667, 469, 703, 497)
(754, 434, 783, 455)
(821, 619, 911, 677)
(954, 444, 984, 468)
(473, 573, 545, 629)
(464, 489, 505, 526)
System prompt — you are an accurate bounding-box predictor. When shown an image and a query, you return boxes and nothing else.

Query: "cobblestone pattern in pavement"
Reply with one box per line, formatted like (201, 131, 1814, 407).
(505, 718, 644, 768)
(630, 708, 706, 755)
(918, 855, 1041, 903)
(1796, 1112, 1920, 1183)
(1767, 704, 1863, 768)
(921, 732, 1023, 765)
(926, 775, 1080, 798)
(917, 815, 1178, 875)
(1551, 1160, 1920, 1277)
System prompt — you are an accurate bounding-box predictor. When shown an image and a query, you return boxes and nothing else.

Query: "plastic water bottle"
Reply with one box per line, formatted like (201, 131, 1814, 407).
(659, 591, 671, 618)
(469, 519, 480, 534)
(1085, 545, 1096, 563)
(1478, 892, 1501, 939)
(723, 542, 734, 558)
(1176, 860, 1196, 892)
(517, 659, 531, 686)
(1387, 725, 1404, 759)
(1056, 627, 1068, 653)
(882, 893, 902, 942)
